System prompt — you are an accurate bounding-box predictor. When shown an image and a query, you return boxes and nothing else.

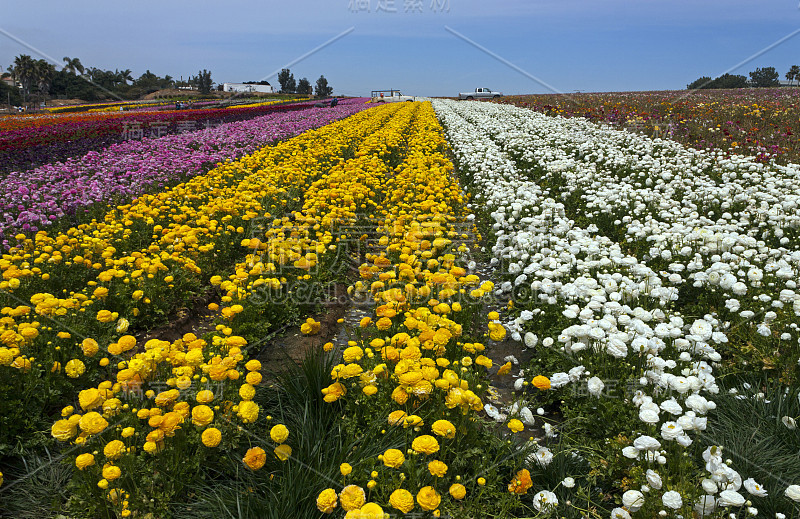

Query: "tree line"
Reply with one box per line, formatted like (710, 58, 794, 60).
(687, 66, 800, 89)
(277, 68, 333, 97)
(1, 54, 220, 107)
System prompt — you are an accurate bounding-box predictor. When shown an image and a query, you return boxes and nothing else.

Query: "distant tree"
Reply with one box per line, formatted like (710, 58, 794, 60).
(687, 76, 713, 90)
(12, 54, 36, 102)
(0, 78, 22, 106)
(297, 77, 311, 96)
(33, 59, 55, 99)
(278, 68, 296, 93)
(786, 65, 800, 86)
(687, 74, 747, 90)
(315, 75, 332, 97)
(714, 73, 748, 89)
(62, 56, 85, 75)
(118, 69, 133, 85)
(193, 69, 213, 94)
(749, 67, 780, 87)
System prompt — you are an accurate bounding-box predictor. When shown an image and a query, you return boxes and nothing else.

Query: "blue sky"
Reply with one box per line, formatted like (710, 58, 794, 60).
(2, 0, 800, 96)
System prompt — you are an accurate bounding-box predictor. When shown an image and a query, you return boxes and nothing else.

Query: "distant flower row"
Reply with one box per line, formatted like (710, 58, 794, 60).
(0, 99, 369, 247)
(498, 88, 800, 164)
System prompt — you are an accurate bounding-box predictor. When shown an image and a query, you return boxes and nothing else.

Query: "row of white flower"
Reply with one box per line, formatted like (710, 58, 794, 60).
(431, 99, 800, 517)
(467, 102, 800, 347)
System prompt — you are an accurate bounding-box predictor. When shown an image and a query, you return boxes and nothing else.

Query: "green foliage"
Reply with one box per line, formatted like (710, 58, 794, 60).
(687, 73, 747, 90)
(277, 69, 296, 94)
(192, 69, 214, 95)
(296, 77, 311, 96)
(749, 66, 780, 88)
(701, 378, 800, 518)
(315, 75, 333, 98)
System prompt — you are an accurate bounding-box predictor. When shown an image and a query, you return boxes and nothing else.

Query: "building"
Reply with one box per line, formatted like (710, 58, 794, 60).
(222, 82, 274, 94)
(1, 77, 15, 88)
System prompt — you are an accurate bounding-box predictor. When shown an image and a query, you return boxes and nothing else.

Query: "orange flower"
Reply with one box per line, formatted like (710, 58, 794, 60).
(508, 468, 533, 494)
(532, 375, 551, 390)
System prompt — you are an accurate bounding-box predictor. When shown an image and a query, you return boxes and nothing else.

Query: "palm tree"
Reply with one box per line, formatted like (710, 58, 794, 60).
(32, 59, 55, 107)
(787, 65, 800, 86)
(62, 56, 85, 75)
(119, 69, 133, 85)
(13, 54, 36, 104)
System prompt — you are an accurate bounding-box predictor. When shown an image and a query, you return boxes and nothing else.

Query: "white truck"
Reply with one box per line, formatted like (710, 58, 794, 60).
(370, 89, 415, 103)
(458, 87, 503, 100)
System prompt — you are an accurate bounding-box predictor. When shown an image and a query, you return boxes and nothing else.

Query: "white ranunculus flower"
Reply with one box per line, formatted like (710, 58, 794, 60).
(520, 406, 535, 425)
(524, 332, 538, 348)
(659, 398, 682, 415)
(639, 408, 661, 424)
(690, 319, 713, 340)
(634, 435, 661, 451)
(622, 490, 645, 511)
(743, 478, 767, 497)
(694, 495, 716, 516)
(532, 490, 558, 512)
(660, 421, 683, 440)
(662, 490, 682, 509)
(670, 376, 692, 394)
(587, 376, 605, 396)
(782, 416, 797, 430)
(610, 507, 632, 519)
(701, 478, 718, 494)
(562, 476, 576, 488)
(785, 484, 800, 502)
(717, 489, 746, 507)
(531, 446, 554, 467)
(646, 469, 663, 490)
(622, 446, 640, 459)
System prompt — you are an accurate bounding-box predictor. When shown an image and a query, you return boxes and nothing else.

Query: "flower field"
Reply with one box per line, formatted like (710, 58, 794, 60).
(498, 89, 800, 164)
(0, 98, 318, 174)
(0, 97, 799, 519)
(0, 98, 367, 247)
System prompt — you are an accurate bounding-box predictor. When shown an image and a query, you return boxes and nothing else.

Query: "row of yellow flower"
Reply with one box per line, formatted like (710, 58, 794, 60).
(308, 103, 530, 518)
(0, 103, 405, 398)
(34, 102, 430, 516)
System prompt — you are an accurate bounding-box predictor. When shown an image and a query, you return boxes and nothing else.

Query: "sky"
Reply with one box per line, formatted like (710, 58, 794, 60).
(2, 0, 800, 97)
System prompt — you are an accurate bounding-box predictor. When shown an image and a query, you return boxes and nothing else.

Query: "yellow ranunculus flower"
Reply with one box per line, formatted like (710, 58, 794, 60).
(75, 453, 95, 470)
(416, 486, 441, 511)
(428, 459, 448, 477)
(78, 388, 104, 410)
(339, 485, 366, 512)
(64, 359, 86, 378)
(51, 419, 77, 441)
(201, 427, 222, 447)
(81, 338, 99, 357)
(274, 444, 292, 461)
(102, 463, 121, 481)
(382, 448, 405, 468)
(449, 483, 466, 500)
(317, 488, 338, 513)
(507, 419, 524, 433)
(533, 375, 551, 390)
(431, 419, 456, 439)
(270, 424, 289, 444)
(191, 405, 214, 427)
(389, 488, 414, 513)
(243, 447, 266, 470)
(96, 310, 114, 323)
(412, 435, 439, 455)
(237, 400, 259, 424)
(79, 412, 109, 435)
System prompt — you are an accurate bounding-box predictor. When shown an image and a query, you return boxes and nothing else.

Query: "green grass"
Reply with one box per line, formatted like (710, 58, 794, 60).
(700, 375, 800, 517)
